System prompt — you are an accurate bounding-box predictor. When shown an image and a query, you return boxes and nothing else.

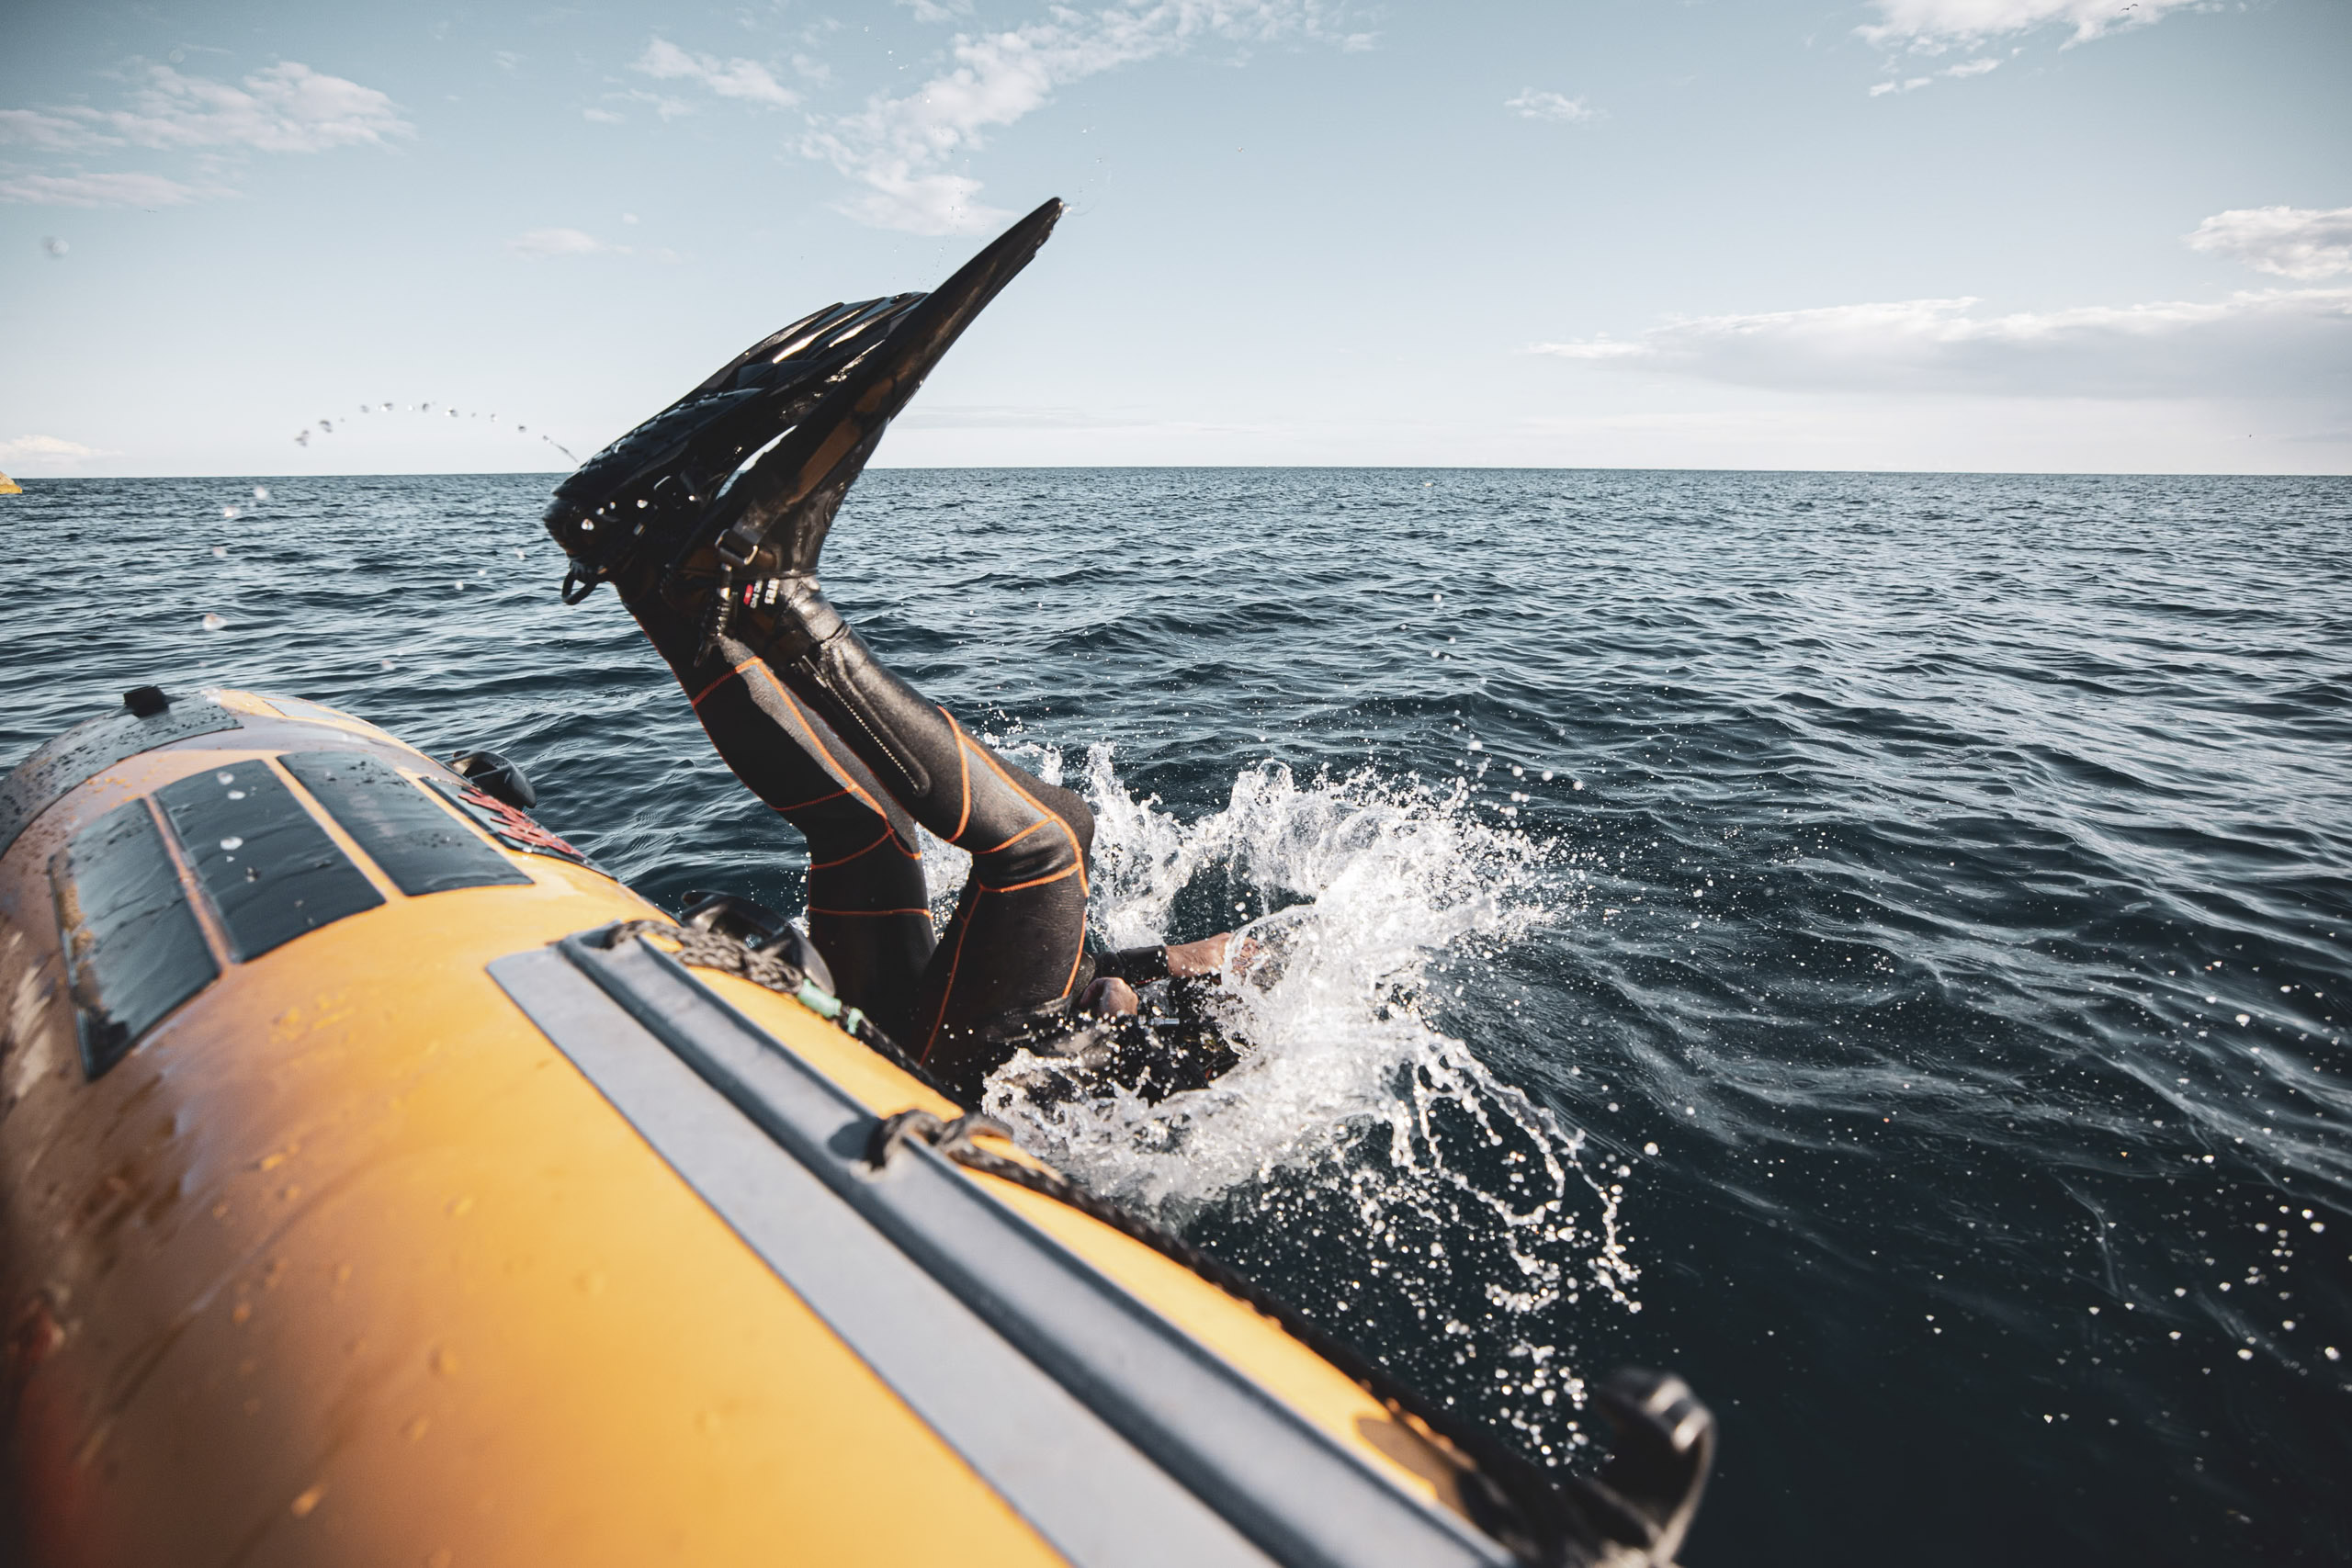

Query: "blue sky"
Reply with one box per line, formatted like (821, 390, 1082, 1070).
(4, 0, 2346, 477)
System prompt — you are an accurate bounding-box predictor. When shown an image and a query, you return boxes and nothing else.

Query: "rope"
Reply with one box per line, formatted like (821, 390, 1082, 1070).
(603, 919, 944, 1090)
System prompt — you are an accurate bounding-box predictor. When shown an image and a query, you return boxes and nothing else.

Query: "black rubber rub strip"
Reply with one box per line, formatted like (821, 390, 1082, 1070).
(280, 750, 531, 896)
(156, 763, 385, 961)
(0, 691, 242, 859)
(51, 800, 220, 1077)
(490, 931, 1512, 1568)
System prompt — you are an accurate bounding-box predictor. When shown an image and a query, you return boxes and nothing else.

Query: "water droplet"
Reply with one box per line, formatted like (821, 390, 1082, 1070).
(212, 545, 228, 558)
(220, 836, 243, 852)
(202, 612, 228, 631)
(227, 790, 245, 801)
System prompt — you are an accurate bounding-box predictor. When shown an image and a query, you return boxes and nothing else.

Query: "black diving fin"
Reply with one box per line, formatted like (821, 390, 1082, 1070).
(701, 196, 1063, 581)
(543, 197, 1063, 605)
(542, 294, 927, 600)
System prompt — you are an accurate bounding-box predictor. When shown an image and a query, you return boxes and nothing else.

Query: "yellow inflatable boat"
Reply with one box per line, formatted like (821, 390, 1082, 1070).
(0, 686, 1712, 1567)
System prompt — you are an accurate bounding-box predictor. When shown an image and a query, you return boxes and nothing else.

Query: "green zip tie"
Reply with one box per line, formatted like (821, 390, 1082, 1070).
(796, 979, 842, 1019)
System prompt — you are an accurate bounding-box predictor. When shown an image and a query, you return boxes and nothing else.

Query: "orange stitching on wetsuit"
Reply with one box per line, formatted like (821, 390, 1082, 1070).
(689, 657, 762, 709)
(809, 829, 899, 870)
(975, 864, 1080, 896)
(971, 818, 1051, 857)
(750, 661, 915, 852)
(775, 787, 851, 812)
(946, 711, 974, 843)
(920, 908, 979, 1057)
(807, 906, 934, 919)
(970, 743, 1087, 897)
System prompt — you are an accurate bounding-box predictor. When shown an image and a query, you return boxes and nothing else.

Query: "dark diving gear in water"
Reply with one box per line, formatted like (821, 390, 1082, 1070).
(991, 975, 1244, 1109)
(1091, 942, 1174, 987)
(447, 747, 537, 809)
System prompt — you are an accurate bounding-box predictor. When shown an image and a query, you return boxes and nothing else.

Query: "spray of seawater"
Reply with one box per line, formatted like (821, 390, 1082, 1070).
(926, 741, 1640, 1455)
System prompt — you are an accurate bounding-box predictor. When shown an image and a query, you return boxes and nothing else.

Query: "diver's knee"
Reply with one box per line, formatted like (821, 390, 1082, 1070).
(1052, 786, 1095, 860)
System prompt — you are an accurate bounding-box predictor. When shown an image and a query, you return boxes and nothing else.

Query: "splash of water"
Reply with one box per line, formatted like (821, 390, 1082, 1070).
(954, 744, 1640, 1382)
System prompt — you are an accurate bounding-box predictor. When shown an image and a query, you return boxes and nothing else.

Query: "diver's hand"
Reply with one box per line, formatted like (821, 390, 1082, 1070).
(1167, 932, 1241, 979)
(1081, 976, 1140, 1016)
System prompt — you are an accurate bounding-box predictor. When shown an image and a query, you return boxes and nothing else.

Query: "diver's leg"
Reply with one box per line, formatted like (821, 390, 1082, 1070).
(540, 200, 1071, 1075)
(742, 584, 1094, 1089)
(634, 607, 936, 1038)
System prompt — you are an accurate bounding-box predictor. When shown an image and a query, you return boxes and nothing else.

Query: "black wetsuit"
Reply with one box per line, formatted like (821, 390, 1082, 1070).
(624, 589, 1097, 1100)
(544, 197, 1123, 1101)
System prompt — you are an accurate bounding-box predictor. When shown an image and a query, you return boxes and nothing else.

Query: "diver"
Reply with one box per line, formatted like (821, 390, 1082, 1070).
(542, 197, 1235, 1102)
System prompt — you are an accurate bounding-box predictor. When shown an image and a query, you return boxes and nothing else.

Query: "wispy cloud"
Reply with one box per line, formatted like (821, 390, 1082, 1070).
(633, 39, 797, 107)
(2186, 206, 2352, 282)
(507, 227, 629, 257)
(31, 62, 413, 152)
(0, 434, 118, 466)
(0, 107, 96, 152)
(0, 62, 409, 209)
(1530, 288, 2352, 399)
(1860, 0, 2201, 50)
(798, 1, 1351, 235)
(1504, 89, 1601, 123)
(1869, 55, 2003, 94)
(0, 170, 206, 207)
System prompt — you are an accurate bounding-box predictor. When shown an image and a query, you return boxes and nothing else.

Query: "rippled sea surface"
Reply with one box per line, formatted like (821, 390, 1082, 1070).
(5, 469, 2348, 1564)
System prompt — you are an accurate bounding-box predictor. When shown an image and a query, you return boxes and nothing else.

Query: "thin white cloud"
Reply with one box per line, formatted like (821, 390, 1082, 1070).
(1529, 288, 2352, 399)
(1860, 0, 2200, 49)
(0, 170, 204, 207)
(1870, 55, 2004, 93)
(1505, 89, 1600, 123)
(0, 434, 119, 465)
(508, 227, 630, 257)
(72, 62, 411, 152)
(801, 1, 1347, 235)
(0, 62, 407, 209)
(2185, 206, 2352, 282)
(634, 39, 797, 107)
(0, 107, 100, 152)
(582, 107, 624, 124)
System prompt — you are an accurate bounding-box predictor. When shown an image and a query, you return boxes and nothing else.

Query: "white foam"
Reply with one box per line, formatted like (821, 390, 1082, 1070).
(946, 743, 1640, 1352)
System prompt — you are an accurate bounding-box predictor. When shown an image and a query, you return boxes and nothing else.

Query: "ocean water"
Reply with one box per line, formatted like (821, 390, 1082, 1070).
(3, 468, 2347, 1564)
